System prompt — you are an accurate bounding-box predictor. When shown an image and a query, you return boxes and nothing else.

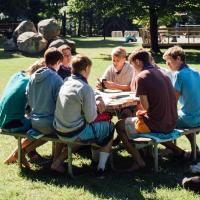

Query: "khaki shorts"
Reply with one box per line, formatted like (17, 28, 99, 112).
(125, 117, 151, 136)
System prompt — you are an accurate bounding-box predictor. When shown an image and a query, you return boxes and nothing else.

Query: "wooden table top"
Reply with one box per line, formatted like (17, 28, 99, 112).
(95, 90, 139, 112)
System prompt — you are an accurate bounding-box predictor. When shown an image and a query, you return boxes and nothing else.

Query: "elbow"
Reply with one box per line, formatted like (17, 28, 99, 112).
(85, 114, 97, 123)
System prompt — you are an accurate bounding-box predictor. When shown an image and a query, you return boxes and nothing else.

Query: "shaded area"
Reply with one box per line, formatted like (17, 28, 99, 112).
(72, 37, 140, 49)
(18, 146, 197, 200)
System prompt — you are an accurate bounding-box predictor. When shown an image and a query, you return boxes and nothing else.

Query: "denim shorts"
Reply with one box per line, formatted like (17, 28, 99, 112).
(58, 121, 114, 146)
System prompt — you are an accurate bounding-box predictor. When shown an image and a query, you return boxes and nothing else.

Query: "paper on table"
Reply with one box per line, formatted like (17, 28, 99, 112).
(95, 90, 139, 105)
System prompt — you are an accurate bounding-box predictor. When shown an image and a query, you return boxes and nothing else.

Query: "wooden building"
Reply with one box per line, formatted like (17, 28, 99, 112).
(140, 26, 200, 48)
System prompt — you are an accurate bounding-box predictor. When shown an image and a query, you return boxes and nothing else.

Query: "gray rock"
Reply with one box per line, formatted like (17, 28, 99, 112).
(49, 38, 76, 53)
(38, 18, 60, 42)
(3, 38, 17, 51)
(13, 20, 37, 43)
(17, 32, 48, 54)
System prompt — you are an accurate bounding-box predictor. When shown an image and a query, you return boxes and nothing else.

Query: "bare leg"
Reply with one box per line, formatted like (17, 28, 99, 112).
(186, 134, 199, 151)
(99, 138, 113, 153)
(113, 108, 134, 146)
(52, 143, 65, 163)
(116, 119, 145, 170)
(163, 141, 185, 155)
(4, 138, 32, 164)
(51, 144, 81, 173)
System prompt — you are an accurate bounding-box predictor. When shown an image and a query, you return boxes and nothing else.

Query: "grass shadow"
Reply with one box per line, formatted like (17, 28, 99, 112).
(72, 37, 140, 49)
(17, 146, 197, 200)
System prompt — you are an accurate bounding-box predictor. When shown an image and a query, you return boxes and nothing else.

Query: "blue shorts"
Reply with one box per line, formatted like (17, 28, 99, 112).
(58, 121, 114, 146)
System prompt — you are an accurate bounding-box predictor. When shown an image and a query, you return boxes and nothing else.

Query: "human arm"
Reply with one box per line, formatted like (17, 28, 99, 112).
(139, 95, 149, 111)
(103, 80, 131, 91)
(82, 86, 97, 123)
(175, 90, 180, 104)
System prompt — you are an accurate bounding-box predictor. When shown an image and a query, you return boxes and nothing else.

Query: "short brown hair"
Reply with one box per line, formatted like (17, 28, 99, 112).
(44, 47, 63, 66)
(72, 54, 92, 73)
(111, 46, 126, 58)
(163, 46, 185, 62)
(58, 44, 71, 53)
(128, 49, 151, 65)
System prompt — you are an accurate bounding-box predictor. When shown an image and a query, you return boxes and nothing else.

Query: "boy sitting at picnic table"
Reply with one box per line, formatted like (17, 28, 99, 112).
(1, 59, 45, 165)
(4, 48, 64, 166)
(96, 46, 133, 92)
(96, 46, 135, 147)
(51, 54, 114, 178)
(163, 46, 200, 156)
(57, 44, 72, 80)
(115, 49, 187, 171)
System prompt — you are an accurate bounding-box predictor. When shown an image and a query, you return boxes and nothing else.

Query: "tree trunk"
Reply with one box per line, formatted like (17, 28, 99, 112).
(103, 18, 106, 40)
(89, 11, 93, 36)
(61, 11, 66, 36)
(77, 13, 82, 36)
(149, 5, 160, 53)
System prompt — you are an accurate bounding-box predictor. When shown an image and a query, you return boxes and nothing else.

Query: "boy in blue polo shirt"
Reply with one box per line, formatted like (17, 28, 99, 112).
(163, 46, 200, 154)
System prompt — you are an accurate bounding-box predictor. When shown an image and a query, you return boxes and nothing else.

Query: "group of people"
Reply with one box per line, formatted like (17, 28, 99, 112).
(0, 44, 200, 189)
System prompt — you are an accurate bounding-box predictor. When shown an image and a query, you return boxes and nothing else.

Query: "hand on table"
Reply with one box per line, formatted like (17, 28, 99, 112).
(103, 80, 117, 90)
(96, 79, 103, 90)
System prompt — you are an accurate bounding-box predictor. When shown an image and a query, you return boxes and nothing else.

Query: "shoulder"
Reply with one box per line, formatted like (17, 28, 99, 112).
(105, 65, 113, 72)
(123, 62, 133, 72)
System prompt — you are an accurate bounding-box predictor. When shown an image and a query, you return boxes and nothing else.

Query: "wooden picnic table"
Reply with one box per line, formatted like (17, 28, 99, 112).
(95, 90, 139, 112)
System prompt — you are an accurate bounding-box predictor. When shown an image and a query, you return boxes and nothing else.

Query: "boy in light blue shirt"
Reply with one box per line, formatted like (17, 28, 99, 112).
(163, 46, 200, 154)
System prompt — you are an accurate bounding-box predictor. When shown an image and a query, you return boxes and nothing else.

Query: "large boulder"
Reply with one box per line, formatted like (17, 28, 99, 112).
(17, 32, 48, 54)
(3, 38, 17, 51)
(13, 20, 37, 43)
(49, 38, 76, 54)
(38, 18, 60, 42)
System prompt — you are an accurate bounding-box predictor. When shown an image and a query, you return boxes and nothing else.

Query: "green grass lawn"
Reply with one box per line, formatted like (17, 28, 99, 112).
(0, 37, 200, 200)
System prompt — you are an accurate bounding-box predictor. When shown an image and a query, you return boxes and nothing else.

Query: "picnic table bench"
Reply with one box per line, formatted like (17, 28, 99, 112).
(132, 127, 199, 172)
(1, 127, 199, 175)
(0, 130, 100, 178)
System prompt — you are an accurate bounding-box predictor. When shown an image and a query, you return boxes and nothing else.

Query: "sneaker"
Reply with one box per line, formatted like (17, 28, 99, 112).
(95, 169, 105, 179)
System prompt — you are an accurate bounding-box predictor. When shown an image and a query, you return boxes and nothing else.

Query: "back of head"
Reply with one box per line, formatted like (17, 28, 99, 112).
(44, 47, 63, 66)
(72, 54, 92, 74)
(163, 46, 185, 62)
(128, 49, 151, 66)
(111, 46, 126, 58)
(25, 58, 45, 75)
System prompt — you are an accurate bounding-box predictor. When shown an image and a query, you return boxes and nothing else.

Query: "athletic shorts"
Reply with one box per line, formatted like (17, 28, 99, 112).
(57, 121, 114, 146)
(125, 117, 150, 136)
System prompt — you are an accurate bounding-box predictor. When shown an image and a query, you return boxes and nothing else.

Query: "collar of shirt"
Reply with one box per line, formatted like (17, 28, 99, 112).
(179, 63, 188, 71)
(142, 64, 155, 71)
(72, 73, 88, 84)
(48, 66, 56, 72)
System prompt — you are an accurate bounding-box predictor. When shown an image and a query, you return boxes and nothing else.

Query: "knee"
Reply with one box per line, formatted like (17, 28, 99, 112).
(116, 119, 125, 134)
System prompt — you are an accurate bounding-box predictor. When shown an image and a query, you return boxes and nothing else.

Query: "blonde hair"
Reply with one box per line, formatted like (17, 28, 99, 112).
(58, 44, 71, 53)
(25, 58, 45, 75)
(163, 46, 185, 62)
(111, 46, 126, 58)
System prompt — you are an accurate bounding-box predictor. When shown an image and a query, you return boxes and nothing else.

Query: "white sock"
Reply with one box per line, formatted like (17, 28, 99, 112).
(91, 149, 99, 163)
(97, 152, 110, 170)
